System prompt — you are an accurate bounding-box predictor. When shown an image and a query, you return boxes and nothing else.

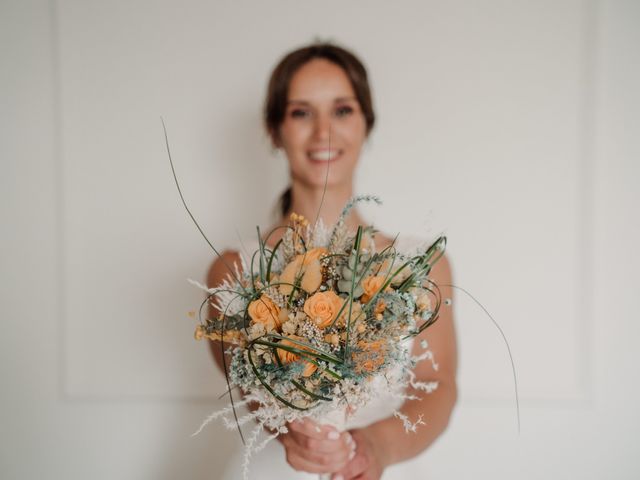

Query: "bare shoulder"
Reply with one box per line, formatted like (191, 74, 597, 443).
(411, 248, 458, 381)
(205, 250, 244, 370)
(206, 249, 243, 289)
(429, 249, 453, 286)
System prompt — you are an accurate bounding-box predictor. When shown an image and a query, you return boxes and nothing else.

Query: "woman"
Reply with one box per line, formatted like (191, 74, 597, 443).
(207, 41, 458, 480)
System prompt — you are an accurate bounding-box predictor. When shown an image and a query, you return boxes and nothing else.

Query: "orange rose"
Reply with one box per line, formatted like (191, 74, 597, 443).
(275, 335, 318, 377)
(247, 294, 281, 332)
(300, 247, 328, 265)
(361, 275, 387, 303)
(304, 291, 344, 329)
(302, 361, 318, 377)
(338, 299, 363, 326)
(279, 248, 327, 296)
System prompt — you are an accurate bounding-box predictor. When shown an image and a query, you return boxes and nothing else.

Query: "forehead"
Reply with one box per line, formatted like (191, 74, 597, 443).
(287, 58, 356, 104)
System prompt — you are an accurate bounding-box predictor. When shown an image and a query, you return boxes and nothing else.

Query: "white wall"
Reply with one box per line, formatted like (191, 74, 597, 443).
(1, 0, 638, 478)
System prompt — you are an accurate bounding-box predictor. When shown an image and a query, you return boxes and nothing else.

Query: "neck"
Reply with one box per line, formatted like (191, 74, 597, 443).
(279, 181, 367, 233)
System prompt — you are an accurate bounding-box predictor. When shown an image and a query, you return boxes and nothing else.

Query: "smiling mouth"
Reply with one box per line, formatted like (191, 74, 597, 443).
(307, 149, 342, 162)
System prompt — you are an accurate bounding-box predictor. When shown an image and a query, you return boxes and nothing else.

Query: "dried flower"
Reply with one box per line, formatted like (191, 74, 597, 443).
(303, 291, 343, 329)
(275, 335, 318, 377)
(361, 275, 387, 303)
(248, 294, 282, 332)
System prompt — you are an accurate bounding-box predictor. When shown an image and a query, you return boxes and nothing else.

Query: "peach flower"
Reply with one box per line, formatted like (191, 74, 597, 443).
(374, 299, 386, 316)
(337, 299, 363, 326)
(301, 361, 318, 377)
(279, 248, 327, 296)
(301, 247, 328, 265)
(353, 339, 387, 374)
(275, 335, 318, 377)
(360, 275, 387, 303)
(304, 291, 344, 329)
(247, 294, 281, 332)
(194, 325, 205, 340)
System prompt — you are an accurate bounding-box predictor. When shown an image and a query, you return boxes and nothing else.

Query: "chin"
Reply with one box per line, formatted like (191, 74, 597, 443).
(291, 154, 357, 187)
(307, 157, 357, 178)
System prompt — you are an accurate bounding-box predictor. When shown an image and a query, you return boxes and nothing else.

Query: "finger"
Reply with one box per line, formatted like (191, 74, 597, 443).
(287, 422, 352, 453)
(284, 447, 328, 474)
(332, 451, 369, 480)
(288, 431, 344, 453)
(282, 435, 351, 474)
(288, 418, 340, 439)
(343, 431, 356, 451)
(282, 434, 353, 468)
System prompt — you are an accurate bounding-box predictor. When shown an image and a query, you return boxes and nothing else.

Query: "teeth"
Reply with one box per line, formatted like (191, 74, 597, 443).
(308, 150, 339, 161)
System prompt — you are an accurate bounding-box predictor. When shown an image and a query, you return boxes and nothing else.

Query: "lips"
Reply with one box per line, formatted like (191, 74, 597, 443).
(307, 149, 342, 162)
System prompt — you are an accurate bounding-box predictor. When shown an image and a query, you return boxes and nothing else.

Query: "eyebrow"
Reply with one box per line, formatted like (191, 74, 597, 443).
(287, 96, 357, 105)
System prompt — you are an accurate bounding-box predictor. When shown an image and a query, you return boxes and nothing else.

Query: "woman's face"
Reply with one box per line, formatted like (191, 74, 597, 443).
(275, 58, 368, 190)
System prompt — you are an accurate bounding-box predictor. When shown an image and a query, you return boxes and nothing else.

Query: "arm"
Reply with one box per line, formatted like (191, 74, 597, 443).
(336, 252, 459, 479)
(205, 250, 242, 378)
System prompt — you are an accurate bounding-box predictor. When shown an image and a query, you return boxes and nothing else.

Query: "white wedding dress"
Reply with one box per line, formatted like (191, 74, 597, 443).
(218, 234, 428, 480)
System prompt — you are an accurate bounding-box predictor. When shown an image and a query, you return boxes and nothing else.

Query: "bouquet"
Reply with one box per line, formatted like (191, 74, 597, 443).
(189, 196, 446, 479)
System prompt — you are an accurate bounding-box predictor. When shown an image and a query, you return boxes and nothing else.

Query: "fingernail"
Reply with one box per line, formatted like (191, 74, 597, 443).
(333, 475, 344, 480)
(349, 449, 356, 460)
(345, 433, 354, 445)
(328, 430, 340, 440)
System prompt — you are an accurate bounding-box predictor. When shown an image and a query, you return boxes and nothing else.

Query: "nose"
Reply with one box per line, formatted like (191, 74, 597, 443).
(313, 112, 333, 143)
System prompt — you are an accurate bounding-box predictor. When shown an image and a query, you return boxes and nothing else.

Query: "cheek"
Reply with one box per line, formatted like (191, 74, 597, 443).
(280, 121, 312, 149)
(339, 118, 367, 147)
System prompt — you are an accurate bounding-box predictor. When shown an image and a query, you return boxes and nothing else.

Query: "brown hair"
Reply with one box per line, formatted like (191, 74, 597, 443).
(263, 40, 376, 217)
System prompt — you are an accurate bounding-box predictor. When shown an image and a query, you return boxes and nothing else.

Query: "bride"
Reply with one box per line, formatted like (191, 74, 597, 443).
(206, 41, 458, 480)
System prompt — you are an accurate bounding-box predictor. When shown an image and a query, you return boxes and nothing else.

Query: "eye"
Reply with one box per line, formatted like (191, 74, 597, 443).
(335, 105, 354, 117)
(290, 109, 310, 118)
